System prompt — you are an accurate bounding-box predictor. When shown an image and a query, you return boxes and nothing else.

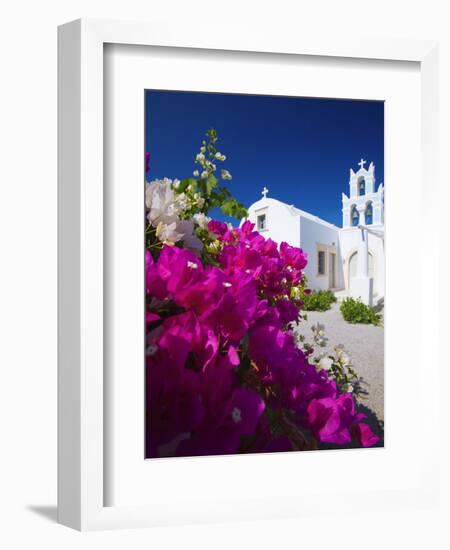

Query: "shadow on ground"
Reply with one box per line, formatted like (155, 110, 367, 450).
(27, 505, 57, 523)
(373, 297, 385, 313)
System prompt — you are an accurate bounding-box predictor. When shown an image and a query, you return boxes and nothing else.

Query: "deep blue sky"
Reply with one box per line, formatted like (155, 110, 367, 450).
(145, 90, 384, 226)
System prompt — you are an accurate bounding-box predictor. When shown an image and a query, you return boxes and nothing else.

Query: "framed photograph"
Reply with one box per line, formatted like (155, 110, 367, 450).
(58, 18, 440, 530)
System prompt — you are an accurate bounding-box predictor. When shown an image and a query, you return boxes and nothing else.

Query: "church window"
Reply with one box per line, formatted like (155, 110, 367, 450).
(365, 202, 373, 225)
(351, 205, 359, 227)
(257, 213, 266, 231)
(358, 177, 365, 196)
(318, 251, 326, 275)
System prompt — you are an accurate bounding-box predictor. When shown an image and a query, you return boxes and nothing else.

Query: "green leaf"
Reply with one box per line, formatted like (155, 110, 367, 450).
(177, 178, 197, 193)
(220, 198, 247, 220)
(206, 174, 218, 195)
(220, 198, 236, 217)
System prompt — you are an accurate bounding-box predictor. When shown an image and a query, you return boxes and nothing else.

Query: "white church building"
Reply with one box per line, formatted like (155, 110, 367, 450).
(245, 159, 385, 306)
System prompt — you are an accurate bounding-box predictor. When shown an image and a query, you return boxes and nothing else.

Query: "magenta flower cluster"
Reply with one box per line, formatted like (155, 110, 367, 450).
(146, 220, 379, 458)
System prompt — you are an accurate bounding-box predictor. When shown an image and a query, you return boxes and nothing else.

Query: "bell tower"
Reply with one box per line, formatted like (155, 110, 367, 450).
(342, 159, 384, 228)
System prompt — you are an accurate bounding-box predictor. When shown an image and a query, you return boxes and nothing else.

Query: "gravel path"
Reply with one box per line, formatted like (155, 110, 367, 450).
(300, 303, 384, 427)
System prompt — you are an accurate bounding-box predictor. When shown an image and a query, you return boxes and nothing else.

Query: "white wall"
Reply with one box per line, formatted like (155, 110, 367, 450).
(247, 197, 300, 247)
(299, 216, 342, 290)
(339, 226, 385, 299)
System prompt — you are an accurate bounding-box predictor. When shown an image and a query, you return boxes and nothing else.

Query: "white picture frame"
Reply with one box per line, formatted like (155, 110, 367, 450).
(58, 18, 440, 531)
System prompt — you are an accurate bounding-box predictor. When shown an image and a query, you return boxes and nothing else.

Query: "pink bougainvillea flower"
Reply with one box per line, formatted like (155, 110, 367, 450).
(305, 396, 352, 445)
(279, 241, 308, 271)
(207, 219, 228, 238)
(352, 422, 380, 448)
(276, 299, 300, 324)
(159, 310, 219, 371)
(176, 386, 266, 457)
(145, 249, 167, 300)
(306, 392, 380, 447)
(145, 214, 380, 456)
(146, 311, 161, 323)
(146, 347, 205, 454)
(306, 392, 355, 445)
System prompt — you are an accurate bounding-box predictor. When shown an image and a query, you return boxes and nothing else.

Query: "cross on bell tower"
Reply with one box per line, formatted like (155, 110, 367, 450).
(358, 158, 366, 170)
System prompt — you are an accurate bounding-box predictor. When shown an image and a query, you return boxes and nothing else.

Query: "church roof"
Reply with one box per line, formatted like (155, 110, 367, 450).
(250, 196, 339, 230)
(289, 204, 339, 229)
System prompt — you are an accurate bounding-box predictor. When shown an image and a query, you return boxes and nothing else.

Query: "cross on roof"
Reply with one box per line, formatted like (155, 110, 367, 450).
(262, 186, 269, 198)
(358, 158, 366, 170)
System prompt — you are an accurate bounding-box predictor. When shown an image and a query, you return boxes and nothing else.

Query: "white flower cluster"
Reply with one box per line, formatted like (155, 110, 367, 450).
(314, 342, 351, 369)
(290, 320, 328, 353)
(311, 322, 327, 347)
(193, 141, 231, 180)
(192, 212, 211, 230)
(290, 320, 356, 392)
(333, 344, 351, 367)
(145, 178, 202, 250)
(193, 193, 205, 209)
(315, 344, 355, 393)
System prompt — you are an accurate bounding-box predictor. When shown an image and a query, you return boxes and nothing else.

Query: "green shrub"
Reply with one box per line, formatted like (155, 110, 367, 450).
(340, 297, 381, 326)
(302, 290, 337, 312)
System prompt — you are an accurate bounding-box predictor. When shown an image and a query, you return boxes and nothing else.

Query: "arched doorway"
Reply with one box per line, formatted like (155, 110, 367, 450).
(348, 251, 375, 289)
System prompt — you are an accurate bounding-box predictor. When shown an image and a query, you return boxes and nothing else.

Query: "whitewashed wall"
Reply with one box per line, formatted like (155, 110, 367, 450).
(298, 216, 342, 290)
(339, 227, 385, 299)
(246, 197, 300, 247)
